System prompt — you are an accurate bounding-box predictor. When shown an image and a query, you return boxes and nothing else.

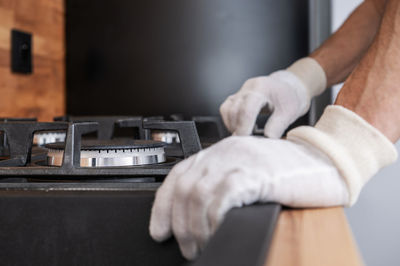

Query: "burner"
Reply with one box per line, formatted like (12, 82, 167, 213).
(0, 119, 200, 174)
(151, 130, 180, 144)
(33, 131, 66, 146)
(46, 139, 167, 167)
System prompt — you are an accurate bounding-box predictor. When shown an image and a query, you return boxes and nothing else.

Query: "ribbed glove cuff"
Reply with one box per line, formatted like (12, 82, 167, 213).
(287, 57, 327, 98)
(287, 105, 398, 206)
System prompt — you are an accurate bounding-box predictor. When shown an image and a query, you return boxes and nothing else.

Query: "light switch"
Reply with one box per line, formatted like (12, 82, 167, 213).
(11, 29, 32, 74)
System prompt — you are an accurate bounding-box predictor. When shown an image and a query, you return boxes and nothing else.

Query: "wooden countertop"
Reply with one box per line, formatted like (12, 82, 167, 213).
(265, 207, 363, 266)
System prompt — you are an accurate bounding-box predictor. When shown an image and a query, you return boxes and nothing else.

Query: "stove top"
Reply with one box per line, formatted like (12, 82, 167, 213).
(0, 115, 228, 185)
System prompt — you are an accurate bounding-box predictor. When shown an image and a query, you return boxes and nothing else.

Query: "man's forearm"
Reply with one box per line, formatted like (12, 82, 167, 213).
(335, 0, 400, 142)
(310, 0, 385, 87)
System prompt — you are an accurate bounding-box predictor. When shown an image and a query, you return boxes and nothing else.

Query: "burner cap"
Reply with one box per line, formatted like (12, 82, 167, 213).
(46, 139, 167, 167)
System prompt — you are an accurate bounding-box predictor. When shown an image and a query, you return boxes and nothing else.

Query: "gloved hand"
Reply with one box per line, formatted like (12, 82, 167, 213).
(150, 105, 397, 260)
(219, 57, 327, 138)
(149, 135, 349, 259)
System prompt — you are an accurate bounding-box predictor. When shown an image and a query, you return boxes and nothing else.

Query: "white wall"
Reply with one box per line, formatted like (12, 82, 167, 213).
(331, 1, 400, 265)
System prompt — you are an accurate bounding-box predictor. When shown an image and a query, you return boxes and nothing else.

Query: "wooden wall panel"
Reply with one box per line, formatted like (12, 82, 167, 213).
(0, 0, 65, 121)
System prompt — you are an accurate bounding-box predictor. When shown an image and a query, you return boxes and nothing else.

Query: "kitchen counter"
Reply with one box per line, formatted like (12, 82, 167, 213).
(265, 207, 363, 266)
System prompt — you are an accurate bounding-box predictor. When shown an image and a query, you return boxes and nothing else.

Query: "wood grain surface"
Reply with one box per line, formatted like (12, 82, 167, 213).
(0, 0, 65, 121)
(266, 207, 363, 266)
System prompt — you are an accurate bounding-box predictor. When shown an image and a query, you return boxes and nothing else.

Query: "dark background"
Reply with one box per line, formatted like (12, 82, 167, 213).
(66, 0, 309, 117)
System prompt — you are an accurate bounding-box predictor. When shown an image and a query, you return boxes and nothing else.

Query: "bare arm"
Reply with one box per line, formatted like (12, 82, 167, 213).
(335, 0, 400, 142)
(310, 0, 386, 87)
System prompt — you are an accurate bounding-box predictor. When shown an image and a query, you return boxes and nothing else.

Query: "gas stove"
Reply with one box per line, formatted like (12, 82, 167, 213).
(0, 115, 228, 183)
(0, 115, 279, 266)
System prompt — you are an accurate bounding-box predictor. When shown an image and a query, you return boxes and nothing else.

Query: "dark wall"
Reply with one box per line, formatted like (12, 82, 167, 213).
(66, 0, 309, 117)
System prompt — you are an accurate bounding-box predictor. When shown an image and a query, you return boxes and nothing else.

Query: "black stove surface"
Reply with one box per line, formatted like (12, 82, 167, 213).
(0, 188, 280, 266)
(0, 189, 185, 266)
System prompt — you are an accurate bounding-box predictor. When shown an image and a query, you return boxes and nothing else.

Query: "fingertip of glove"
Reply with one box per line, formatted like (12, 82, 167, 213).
(149, 218, 171, 242)
(263, 128, 283, 139)
(179, 241, 199, 260)
(263, 117, 287, 139)
(219, 99, 234, 133)
(149, 203, 173, 242)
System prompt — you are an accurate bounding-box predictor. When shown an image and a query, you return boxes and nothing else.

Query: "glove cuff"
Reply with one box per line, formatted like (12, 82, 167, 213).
(287, 105, 398, 206)
(287, 57, 327, 98)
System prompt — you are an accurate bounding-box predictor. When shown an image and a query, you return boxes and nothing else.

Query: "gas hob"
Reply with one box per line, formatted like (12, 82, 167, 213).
(0, 115, 228, 185)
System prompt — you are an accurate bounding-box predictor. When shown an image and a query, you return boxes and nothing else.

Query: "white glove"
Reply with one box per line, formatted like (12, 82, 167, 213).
(288, 105, 397, 205)
(149, 137, 349, 260)
(150, 105, 397, 260)
(219, 57, 327, 138)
